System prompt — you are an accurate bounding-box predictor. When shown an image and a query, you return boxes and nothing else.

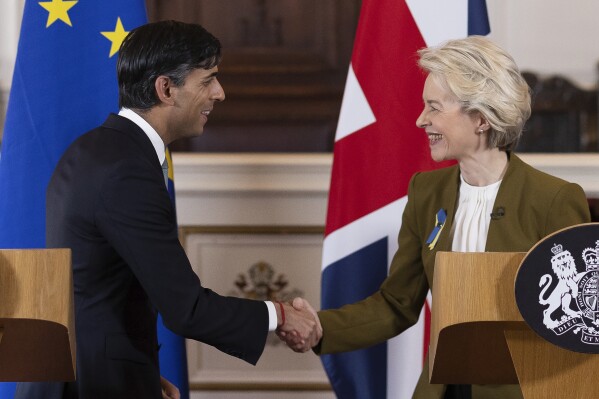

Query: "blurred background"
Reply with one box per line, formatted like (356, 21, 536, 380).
(2, 0, 599, 154)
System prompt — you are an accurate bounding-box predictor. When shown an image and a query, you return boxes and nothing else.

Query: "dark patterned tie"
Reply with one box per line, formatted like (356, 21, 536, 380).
(161, 158, 168, 188)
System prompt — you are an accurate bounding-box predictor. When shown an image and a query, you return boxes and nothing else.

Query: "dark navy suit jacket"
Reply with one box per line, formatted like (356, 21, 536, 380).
(16, 114, 268, 399)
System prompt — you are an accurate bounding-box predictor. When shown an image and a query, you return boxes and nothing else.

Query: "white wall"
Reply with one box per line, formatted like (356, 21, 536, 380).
(0, 0, 24, 138)
(487, 0, 599, 88)
(0, 0, 24, 91)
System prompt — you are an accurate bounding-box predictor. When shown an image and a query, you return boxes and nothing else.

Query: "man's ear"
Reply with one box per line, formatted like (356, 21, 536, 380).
(155, 76, 175, 105)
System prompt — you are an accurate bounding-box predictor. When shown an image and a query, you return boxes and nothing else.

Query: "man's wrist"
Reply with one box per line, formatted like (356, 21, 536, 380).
(276, 301, 285, 327)
(265, 301, 278, 331)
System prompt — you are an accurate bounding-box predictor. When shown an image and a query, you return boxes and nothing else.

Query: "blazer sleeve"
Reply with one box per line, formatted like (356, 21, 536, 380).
(96, 158, 268, 365)
(316, 174, 429, 354)
(543, 182, 591, 234)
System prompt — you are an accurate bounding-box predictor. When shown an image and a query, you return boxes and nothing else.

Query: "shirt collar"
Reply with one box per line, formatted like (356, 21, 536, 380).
(118, 108, 166, 165)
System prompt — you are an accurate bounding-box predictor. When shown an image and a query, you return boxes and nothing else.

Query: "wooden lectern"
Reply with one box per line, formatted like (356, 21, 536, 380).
(0, 249, 75, 381)
(429, 252, 598, 399)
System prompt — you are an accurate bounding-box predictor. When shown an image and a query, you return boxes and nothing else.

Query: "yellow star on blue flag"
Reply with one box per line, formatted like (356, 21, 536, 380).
(38, 0, 78, 27)
(101, 17, 129, 57)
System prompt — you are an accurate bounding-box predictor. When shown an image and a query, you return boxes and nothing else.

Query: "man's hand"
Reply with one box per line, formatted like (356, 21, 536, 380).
(160, 376, 180, 399)
(276, 298, 322, 352)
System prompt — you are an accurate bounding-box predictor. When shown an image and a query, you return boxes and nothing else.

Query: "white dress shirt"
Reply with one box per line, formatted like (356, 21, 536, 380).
(451, 175, 501, 252)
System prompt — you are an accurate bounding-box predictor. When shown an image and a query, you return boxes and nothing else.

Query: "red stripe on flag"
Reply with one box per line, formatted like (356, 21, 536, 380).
(325, 0, 452, 236)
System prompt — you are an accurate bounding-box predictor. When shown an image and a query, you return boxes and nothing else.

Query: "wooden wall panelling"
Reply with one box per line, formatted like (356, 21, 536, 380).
(146, 0, 360, 152)
(146, 0, 202, 23)
(519, 71, 598, 152)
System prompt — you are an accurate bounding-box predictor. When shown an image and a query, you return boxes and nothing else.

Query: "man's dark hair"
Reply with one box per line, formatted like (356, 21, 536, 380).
(117, 20, 221, 110)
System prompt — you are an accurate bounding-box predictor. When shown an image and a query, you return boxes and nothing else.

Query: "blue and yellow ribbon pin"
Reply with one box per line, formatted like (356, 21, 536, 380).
(425, 209, 447, 250)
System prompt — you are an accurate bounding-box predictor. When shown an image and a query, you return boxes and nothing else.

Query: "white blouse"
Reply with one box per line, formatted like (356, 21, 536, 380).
(451, 175, 501, 252)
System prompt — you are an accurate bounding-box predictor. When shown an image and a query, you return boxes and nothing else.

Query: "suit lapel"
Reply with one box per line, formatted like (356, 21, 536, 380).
(102, 113, 163, 174)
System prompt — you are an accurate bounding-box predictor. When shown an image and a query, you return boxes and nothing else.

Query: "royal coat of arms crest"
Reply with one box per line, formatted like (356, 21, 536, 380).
(516, 223, 599, 353)
(538, 241, 599, 343)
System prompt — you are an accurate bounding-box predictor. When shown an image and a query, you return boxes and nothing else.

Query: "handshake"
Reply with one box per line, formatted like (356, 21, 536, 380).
(275, 298, 322, 353)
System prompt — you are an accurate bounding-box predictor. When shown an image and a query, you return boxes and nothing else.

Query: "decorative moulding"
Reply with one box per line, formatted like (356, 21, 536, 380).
(173, 153, 599, 197)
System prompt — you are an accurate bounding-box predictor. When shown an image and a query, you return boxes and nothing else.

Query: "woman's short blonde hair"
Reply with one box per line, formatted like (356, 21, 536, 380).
(417, 36, 531, 151)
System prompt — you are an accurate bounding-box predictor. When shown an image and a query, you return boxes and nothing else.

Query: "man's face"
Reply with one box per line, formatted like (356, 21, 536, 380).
(170, 66, 225, 140)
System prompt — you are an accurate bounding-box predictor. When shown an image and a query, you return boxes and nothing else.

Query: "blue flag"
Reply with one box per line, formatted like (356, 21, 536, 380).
(0, 1, 187, 397)
(0, 0, 146, 249)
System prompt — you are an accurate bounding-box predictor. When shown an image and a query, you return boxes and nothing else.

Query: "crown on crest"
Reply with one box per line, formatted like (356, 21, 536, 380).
(551, 243, 564, 256)
(583, 240, 599, 272)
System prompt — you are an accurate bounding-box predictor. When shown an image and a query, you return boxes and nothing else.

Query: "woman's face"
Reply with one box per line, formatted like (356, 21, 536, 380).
(415, 75, 486, 162)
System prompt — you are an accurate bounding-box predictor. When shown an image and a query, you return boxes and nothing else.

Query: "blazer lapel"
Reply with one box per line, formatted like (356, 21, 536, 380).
(435, 166, 461, 252)
(485, 152, 523, 251)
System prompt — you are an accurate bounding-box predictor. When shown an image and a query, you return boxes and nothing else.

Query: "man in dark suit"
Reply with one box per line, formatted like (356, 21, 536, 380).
(15, 21, 321, 399)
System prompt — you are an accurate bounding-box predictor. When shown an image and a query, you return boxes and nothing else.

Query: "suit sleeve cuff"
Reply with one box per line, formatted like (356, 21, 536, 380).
(265, 301, 277, 331)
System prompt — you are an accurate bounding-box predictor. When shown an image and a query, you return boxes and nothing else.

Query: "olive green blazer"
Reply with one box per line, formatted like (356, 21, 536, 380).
(316, 153, 591, 399)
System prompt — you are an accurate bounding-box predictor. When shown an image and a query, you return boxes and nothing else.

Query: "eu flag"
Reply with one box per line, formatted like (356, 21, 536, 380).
(0, 1, 188, 398)
(0, 0, 147, 247)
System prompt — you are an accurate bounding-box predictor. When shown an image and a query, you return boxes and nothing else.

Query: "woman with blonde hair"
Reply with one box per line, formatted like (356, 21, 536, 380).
(283, 36, 591, 399)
